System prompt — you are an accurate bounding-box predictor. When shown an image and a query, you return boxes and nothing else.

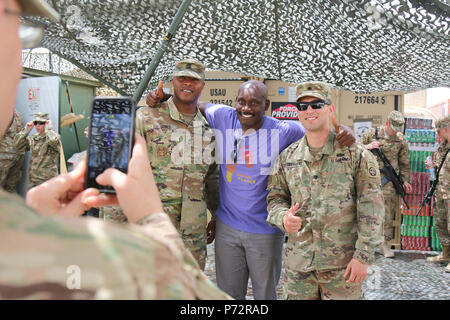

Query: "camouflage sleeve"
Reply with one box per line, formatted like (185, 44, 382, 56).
(266, 155, 290, 232)
(13, 127, 31, 152)
(135, 107, 145, 137)
(204, 164, 219, 220)
(134, 212, 234, 301)
(359, 128, 374, 146)
(45, 129, 62, 152)
(13, 110, 24, 131)
(0, 191, 232, 300)
(135, 108, 155, 162)
(434, 143, 448, 168)
(353, 147, 384, 265)
(136, 212, 190, 261)
(399, 138, 411, 182)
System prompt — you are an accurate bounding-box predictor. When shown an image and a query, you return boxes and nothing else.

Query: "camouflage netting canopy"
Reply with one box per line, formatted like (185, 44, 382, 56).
(26, 0, 450, 95)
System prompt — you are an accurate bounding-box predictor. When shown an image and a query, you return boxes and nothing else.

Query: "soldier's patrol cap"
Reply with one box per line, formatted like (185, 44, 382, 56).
(387, 110, 405, 132)
(173, 59, 205, 80)
(33, 112, 49, 122)
(296, 81, 332, 103)
(435, 115, 450, 130)
(18, 0, 61, 22)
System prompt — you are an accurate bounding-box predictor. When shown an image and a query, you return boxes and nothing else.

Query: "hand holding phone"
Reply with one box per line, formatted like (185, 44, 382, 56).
(27, 134, 164, 223)
(85, 97, 136, 194)
(83, 134, 163, 223)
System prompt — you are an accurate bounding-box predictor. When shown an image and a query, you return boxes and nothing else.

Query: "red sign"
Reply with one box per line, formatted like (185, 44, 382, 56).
(271, 103, 298, 120)
(28, 88, 40, 101)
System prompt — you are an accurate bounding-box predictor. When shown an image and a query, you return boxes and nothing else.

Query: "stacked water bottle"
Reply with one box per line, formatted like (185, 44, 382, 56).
(401, 117, 442, 251)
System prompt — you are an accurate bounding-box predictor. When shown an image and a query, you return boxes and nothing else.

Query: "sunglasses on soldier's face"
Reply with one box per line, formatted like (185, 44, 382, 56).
(33, 121, 46, 125)
(296, 100, 328, 111)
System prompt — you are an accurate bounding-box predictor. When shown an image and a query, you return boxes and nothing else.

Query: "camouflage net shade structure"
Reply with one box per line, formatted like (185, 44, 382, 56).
(26, 0, 450, 96)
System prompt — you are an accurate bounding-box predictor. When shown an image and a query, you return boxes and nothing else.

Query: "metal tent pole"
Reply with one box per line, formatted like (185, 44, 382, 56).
(132, 0, 193, 102)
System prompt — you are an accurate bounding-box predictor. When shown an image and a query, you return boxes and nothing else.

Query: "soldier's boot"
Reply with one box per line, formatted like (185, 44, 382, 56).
(427, 246, 450, 262)
(445, 262, 450, 273)
(382, 241, 394, 258)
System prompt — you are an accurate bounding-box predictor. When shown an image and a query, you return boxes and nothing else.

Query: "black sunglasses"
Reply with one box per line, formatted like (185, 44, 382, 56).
(33, 121, 46, 125)
(296, 100, 328, 111)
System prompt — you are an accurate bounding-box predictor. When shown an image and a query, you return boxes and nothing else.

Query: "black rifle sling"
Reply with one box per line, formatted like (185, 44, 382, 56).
(435, 148, 449, 180)
(375, 127, 390, 186)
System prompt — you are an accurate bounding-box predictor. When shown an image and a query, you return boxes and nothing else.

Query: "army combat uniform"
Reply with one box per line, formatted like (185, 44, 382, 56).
(102, 97, 219, 270)
(360, 122, 410, 242)
(267, 132, 384, 299)
(0, 189, 230, 299)
(427, 116, 450, 271)
(433, 140, 450, 248)
(0, 110, 24, 193)
(14, 116, 61, 190)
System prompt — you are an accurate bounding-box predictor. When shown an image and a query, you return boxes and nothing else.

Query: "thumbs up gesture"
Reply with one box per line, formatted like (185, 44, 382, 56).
(283, 203, 302, 233)
(146, 80, 165, 108)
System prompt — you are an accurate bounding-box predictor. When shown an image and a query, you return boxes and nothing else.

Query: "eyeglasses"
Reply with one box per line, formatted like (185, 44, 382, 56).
(296, 100, 329, 111)
(4, 8, 46, 49)
(33, 121, 46, 125)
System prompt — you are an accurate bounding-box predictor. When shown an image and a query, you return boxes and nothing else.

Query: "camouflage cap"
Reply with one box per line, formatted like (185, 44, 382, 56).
(33, 112, 49, 122)
(173, 59, 205, 80)
(296, 81, 332, 103)
(387, 110, 405, 132)
(435, 115, 450, 130)
(18, 0, 61, 22)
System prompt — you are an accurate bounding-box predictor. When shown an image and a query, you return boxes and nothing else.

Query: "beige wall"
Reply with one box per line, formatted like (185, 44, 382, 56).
(404, 89, 427, 109)
(335, 90, 404, 126)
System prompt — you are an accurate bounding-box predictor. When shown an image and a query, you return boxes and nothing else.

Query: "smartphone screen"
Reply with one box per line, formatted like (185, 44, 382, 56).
(85, 97, 136, 193)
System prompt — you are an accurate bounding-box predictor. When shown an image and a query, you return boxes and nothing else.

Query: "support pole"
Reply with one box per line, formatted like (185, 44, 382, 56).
(132, 0, 193, 102)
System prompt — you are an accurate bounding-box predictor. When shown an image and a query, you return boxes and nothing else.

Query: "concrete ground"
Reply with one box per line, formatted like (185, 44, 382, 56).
(204, 243, 450, 300)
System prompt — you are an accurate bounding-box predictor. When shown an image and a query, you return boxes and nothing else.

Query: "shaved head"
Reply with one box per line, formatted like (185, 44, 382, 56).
(235, 80, 270, 132)
(238, 80, 268, 101)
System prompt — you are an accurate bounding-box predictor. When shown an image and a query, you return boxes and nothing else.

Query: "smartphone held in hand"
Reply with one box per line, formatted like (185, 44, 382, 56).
(85, 97, 136, 194)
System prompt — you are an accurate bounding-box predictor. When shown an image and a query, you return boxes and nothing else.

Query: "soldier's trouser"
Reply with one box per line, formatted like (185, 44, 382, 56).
(382, 184, 398, 241)
(215, 218, 284, 300)
(101, 205, 207, 270)
(433, 197, 450, 246)
(283, 267, 364, 300)
(181, 231, 206, 271)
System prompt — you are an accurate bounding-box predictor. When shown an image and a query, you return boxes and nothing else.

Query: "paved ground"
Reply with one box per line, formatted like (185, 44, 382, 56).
(204, 243, 450, 300)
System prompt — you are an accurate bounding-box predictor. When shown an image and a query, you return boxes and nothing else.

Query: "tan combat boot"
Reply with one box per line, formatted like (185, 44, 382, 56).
(445, 263, 450, 273)
(382, 241, 394, 258)
(427, 246, 450, 262)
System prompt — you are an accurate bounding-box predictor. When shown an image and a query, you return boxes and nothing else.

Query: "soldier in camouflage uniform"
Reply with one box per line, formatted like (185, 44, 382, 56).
(360, 110, 412, 258)
(0, 109, 24, 192)
(426, 116, 450, 272)
(266, 82, 384, 300)
(0, 0, 231, 300)
(0, 137, 230, 300)
(101, 59, 219, 271)
(14, 112, 61, 189)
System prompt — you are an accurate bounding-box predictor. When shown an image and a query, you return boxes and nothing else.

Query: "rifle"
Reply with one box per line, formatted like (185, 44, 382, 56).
(416, 148, 449, 216)
(371, 128, 410, 209)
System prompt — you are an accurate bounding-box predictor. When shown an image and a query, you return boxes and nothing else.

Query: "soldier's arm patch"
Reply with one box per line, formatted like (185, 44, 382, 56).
(369, 166, 377, 177)
(361, 149, 381, 182)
